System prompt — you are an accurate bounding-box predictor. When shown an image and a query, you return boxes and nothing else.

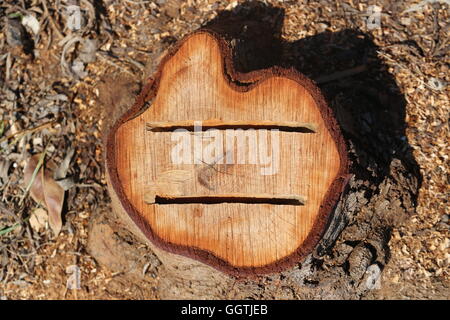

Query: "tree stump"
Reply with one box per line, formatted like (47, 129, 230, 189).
(91, 5, 420, 299)
(106, 29, 349, 278)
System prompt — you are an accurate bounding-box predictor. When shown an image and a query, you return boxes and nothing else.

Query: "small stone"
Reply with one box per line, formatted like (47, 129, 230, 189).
(316, 23, 329, 32)
(32, 137, 43, 146)
(365, 264, 382, 290)
(21, 15, 40, 35)
(6, 19, 27, 47)
(78, 39, 98, 64)
(71, 60, 88, 79)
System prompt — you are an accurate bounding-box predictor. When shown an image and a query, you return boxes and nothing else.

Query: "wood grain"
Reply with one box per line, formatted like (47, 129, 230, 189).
(107, 31, 348, 273)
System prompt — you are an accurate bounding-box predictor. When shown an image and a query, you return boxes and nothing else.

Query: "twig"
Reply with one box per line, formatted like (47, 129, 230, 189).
(96, 51, 135, 76)
(377, 50, 443, 91)
(41, 0, 64, 40)
(0, 120, 55, 144)
(25, 222, 37, 253)
(0, 216, 30, 236)
(5, 53, 12, 82)
(314, 65, 367, 84)
(126, 57, 145, 71)
(0, 223, 21, 236)
(124, 0, 152, 4)
(60, 35, 83, 78)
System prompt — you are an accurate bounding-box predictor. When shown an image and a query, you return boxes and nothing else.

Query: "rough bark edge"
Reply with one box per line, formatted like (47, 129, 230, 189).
(105, 29, 350, 277)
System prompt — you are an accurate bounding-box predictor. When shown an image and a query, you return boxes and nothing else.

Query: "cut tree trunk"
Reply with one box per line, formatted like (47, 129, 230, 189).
(91, 9, 420, 299)
(106, 29, 349, 277)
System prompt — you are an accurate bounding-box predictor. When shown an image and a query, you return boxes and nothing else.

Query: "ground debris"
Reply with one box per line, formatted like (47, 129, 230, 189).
(0, 0, 448, 300)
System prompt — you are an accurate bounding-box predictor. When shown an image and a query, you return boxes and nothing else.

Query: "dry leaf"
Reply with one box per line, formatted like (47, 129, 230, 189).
(29, 208, 48, 232)
(23, 154, 65, 236)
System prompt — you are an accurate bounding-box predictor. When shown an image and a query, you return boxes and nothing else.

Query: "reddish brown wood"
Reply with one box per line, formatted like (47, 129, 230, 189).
(105, 29, 349, 276)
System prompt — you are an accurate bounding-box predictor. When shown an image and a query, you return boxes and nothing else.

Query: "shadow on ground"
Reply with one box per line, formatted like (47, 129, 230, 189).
(205, 0, 422, 263)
